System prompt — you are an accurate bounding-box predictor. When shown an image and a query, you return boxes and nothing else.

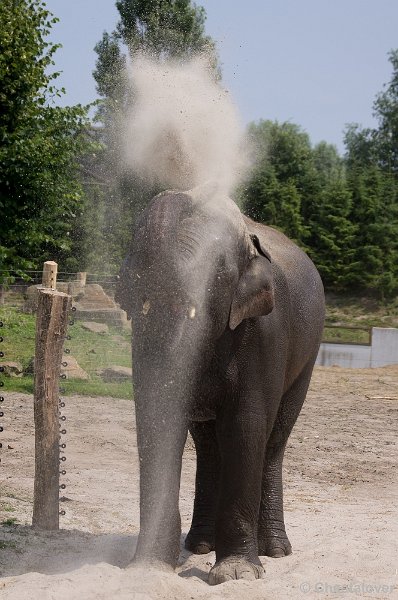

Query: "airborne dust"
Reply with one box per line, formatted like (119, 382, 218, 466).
(123, 53, 250, 197)
(120, 53, 255, 569)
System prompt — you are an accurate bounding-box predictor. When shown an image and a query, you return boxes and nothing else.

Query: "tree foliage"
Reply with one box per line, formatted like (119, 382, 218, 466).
(243, 121, 312, 243)
(373, 49, 398, 175)
(0, 0, 92, 281)
(115, 0, 214, 58)
(3, 2, 397, 297)
(242, 48, 398, 300)
(342, 49, 398, 296)
(87, 0, 219, 272)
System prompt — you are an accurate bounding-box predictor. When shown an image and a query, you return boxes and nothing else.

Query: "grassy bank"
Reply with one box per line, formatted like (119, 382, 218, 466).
(0, 305, 132, 399)
(1, 295, 398, 397)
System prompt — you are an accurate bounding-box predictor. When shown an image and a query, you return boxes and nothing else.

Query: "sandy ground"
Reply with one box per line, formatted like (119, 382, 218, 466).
(0, 366, 397, 599)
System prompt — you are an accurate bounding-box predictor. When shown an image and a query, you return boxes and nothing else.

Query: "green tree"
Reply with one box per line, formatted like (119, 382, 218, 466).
(94, 0, 218, 120)
(344, 50, 398, 176)
(0, 0, 91, 281)
(346, 165, 398, 296)
(115, 0, 215, 59)
(373, 49, 398, 176)
(344, 49, 398, 297)
(242, 120, 314, 244)
(242, 124, 362, 290)
(307, 143, 356, 288)
(89, 0, 219, 272)
(312, 141, 345, 182)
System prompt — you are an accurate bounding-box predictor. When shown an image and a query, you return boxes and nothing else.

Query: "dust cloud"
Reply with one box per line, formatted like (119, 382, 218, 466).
(120, 53, 253, 568)
(123, 54, 250, 196)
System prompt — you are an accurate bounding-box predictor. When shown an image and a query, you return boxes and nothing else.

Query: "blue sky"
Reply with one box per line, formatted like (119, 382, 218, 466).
(45, 0, 398, 152)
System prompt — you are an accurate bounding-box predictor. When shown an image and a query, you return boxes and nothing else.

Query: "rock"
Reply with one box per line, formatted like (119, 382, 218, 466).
(81, 321, 109, 334)
(98, 365, 132, 383)
(24, 282, 86, 313)
(0, 361, 23, 377)
(74, 284, 128, 328)
(25, 355, 89, 380)
(61, 355, 89, 380)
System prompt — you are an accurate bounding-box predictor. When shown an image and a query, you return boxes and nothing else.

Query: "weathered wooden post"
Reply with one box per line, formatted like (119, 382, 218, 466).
(32, 262, 71, 530)
(42, 261, 58, 290)
(76, 272, 87, 287)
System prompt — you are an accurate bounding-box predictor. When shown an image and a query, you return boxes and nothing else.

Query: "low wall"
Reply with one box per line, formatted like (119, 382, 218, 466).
(316, 327, 398, 368)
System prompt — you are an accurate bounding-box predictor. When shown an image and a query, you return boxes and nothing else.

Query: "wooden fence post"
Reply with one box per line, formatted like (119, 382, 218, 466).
(32, 288, 71, 530)
(76, 272, 87, 286)
(42, 261, 58, 290)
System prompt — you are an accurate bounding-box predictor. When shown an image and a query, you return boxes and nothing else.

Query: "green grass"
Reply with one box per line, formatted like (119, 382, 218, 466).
(3, 374, 133, 398)
(323, 325, 371, 345)
(0, 305, 132, 399)
(0, 306, 36, 370)
(1, 293, 398, 398)
(69, 320, 131, 372)
(325, 292, 398, 328)
(1, 518, 18, 526)
(324, 294, 398, 343)
(0, 540, 18, 550)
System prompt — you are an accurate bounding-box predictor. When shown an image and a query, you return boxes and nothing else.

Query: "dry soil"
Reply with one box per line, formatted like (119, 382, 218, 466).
(0, 366, 397, 599)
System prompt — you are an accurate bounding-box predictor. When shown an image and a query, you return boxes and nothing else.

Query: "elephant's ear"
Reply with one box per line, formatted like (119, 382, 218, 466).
(249, 234, 271, 261)
(229, 251, 274, 331)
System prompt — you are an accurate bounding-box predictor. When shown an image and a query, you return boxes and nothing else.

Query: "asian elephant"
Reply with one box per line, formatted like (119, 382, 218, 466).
(116, 185, 325, 585)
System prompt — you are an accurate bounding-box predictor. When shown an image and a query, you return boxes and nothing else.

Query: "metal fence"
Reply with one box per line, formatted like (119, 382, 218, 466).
(0, 271, 132, 394)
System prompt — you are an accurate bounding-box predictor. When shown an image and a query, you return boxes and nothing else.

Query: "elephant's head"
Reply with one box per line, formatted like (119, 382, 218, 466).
(115, 187, 274, 564)
(118, 188, 274, 367)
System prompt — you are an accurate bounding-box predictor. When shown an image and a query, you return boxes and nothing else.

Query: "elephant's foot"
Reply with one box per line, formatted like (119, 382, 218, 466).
(133, 529, 181, 569)
(129, 556, 174, 572)
(258, 526, 292, 558)
(184, 526, 215, 554)
(208, 557, 264, 585)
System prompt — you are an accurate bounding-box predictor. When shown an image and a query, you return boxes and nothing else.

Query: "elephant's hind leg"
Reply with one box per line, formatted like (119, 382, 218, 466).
(258, 438, 292, 557)
(185, 420, 220, 554)
(258, 361, 315, 558)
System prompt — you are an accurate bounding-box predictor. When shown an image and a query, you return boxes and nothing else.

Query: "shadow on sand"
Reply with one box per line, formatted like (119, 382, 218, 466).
(0, 526, 211, 583)
(0, 524, 137, 578)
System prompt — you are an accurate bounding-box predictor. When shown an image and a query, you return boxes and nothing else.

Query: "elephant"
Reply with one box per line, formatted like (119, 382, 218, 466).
(115, 185, 325, 585)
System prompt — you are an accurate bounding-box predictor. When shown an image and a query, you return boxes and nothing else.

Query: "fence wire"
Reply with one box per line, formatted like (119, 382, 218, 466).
(0, 279, 132, 400)
(0, 275, 390, 400)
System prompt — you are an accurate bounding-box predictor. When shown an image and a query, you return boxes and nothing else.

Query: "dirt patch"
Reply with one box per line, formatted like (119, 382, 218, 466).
(1, 366, 397, 599)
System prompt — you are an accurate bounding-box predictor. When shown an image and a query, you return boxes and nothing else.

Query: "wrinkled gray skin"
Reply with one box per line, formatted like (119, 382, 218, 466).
(116, 188, 325, 585)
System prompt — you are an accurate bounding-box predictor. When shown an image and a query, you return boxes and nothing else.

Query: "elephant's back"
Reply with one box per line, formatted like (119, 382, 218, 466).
(244, 217, 313, 276)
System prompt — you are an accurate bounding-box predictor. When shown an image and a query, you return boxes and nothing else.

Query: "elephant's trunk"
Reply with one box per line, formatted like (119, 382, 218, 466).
(133, 376, 190, 567)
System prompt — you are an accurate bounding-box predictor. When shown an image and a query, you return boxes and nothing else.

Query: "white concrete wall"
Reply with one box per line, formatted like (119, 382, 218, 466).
(316, 343, 372, 368)
(316, 327, 398, 368)
(371, 327, 398, 367)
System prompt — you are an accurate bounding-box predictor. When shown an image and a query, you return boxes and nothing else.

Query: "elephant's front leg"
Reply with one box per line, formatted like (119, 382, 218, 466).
(133, 397, 188, 568)
(209, 408, 267, 585)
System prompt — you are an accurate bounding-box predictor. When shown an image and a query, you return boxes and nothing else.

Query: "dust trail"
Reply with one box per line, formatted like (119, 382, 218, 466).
(123, 54, 250, 196)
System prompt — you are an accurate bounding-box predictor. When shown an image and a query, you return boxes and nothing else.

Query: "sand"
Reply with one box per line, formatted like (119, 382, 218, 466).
(1, 365, 397, 599)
